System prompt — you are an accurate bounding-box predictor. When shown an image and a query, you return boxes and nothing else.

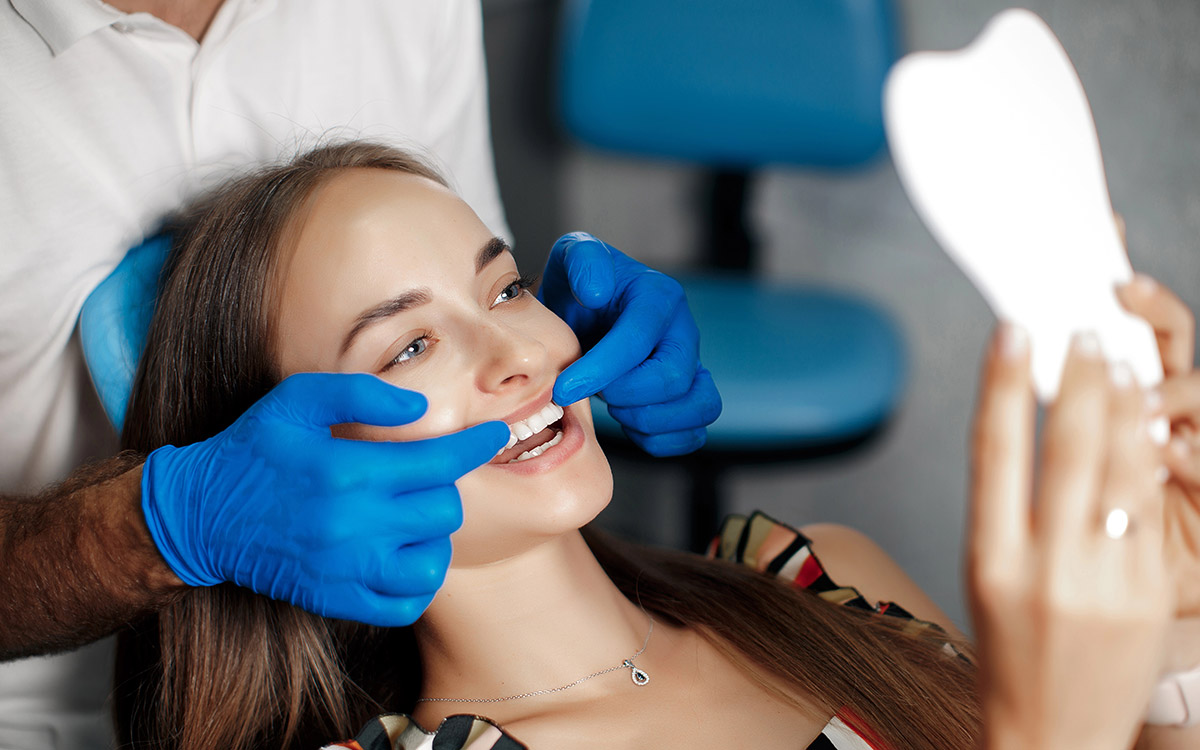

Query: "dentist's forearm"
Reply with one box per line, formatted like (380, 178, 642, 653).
(0, 454, 185, 661)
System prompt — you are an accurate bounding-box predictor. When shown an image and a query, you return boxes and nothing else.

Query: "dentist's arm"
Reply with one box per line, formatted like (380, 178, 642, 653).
(0, 454, 178, 660)
(0, 373, 507, 661)
(538, 232, 722, 456)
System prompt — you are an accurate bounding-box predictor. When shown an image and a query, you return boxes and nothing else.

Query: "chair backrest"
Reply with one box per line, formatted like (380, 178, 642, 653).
(558, 0, 902, 168)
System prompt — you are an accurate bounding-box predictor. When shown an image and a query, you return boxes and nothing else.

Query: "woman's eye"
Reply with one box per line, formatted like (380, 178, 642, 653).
(494, 282, 524, 305)
(492, 274, 537, 307)
(387, 336, 430, 369)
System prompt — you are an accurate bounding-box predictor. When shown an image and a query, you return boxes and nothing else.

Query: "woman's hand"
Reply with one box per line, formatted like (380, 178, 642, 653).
(968, 325, 1172, 750)
(1117, 276, 1200, 618)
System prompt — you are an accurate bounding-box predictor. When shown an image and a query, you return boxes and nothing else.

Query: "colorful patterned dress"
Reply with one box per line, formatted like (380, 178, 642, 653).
(323, 512, 965, 750)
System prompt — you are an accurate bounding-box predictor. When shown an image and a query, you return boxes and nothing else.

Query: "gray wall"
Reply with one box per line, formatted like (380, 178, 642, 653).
(483, 0, 1200, 631)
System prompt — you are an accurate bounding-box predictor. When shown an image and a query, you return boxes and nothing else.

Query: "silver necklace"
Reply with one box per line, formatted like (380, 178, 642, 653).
(416, 617, 654, 705)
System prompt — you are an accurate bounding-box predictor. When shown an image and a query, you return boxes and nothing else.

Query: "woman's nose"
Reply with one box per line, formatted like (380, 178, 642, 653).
(475, 319, 549, 393)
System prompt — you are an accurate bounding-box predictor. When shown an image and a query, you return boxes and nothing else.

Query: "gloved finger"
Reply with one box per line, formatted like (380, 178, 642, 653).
(600, 312, 701, 407)
(554, 274, 684, 406)
(270, 372, 428, 428)
(540, 232, 617, 312)
(620, 425, 709, 457)
(312, 484, 463, 546)
(606, 368, 721, 434)
(360, 537, 454, 598)
(344, 590, 438, 628)
(327, 420, 510, 492)
(363, 484, 465, 542)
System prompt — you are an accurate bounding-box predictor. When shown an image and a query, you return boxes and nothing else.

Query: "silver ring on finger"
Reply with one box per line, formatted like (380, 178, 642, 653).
(1104, 507, 1134, 540)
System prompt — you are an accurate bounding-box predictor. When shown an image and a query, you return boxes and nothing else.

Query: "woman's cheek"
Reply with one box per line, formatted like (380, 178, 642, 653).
(537, 307, 583, 365)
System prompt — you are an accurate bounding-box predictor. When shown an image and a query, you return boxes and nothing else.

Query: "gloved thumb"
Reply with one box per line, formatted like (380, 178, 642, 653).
(554, 232, 616, 310)
(265, 372, 429, 429)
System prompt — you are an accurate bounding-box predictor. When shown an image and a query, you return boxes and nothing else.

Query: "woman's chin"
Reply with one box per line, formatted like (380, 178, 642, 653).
(451, 407, 613, 569)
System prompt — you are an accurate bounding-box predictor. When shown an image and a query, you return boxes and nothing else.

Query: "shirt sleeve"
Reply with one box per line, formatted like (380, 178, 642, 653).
(421, 0, 513, 245)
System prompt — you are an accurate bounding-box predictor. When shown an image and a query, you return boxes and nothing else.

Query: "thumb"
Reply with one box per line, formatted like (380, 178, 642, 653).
(555, 232, 616, 310)
(266, 372, 429, 429)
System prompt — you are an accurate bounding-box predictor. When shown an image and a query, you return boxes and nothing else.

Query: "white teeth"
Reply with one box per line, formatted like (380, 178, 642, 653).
(505, 402, 564, 447)
(507, 429, 564, 463)
(527, 401, 564, 435)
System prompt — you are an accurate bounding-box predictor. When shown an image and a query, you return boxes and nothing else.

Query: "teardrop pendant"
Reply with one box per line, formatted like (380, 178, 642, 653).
(623, 659, 650, 686)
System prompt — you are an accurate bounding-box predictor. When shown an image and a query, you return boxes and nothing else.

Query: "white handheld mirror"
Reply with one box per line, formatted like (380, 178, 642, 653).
(884, 8, 1163, 408)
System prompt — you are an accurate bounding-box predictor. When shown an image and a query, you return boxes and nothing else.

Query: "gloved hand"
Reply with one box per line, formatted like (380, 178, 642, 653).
(538, 232, 721, 456)
(141, 372, 509, 626)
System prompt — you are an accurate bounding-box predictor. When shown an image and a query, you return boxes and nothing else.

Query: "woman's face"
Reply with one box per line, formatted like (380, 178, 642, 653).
(273, 168, 612, 567)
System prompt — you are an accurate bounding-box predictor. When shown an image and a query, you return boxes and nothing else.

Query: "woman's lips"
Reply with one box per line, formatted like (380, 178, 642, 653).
(488, 402, 585, 474)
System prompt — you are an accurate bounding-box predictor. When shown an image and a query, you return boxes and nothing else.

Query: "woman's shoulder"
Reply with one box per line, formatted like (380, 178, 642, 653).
(709, 511, 965, 640)
(322, 713, 527, 750)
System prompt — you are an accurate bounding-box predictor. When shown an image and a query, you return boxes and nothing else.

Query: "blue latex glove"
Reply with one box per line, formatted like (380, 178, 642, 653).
(538, 232, 722, 456)
(141, 372, 509, 626)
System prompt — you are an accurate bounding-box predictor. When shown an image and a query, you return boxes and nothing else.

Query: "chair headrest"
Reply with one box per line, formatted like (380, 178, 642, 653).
(79, 234, 172, 432)
(558, 0, 902, 168)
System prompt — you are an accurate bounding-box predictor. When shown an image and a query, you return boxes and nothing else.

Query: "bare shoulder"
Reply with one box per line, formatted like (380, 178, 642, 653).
(799, 522, 966, 640)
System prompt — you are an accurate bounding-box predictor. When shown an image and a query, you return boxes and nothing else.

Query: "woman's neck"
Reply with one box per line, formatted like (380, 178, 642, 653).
(413, 531, 652, 711)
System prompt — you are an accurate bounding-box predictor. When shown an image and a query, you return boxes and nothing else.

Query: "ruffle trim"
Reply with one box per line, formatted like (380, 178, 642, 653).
(321, 712, 526, 750)
(708, 510, 968, 661)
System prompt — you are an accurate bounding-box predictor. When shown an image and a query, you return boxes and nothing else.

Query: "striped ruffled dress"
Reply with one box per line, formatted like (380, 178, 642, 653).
(323, 511, 965, 750)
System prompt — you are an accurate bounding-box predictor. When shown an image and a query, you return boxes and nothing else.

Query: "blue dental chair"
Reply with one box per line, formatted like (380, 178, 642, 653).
(558, 0, 907, 549)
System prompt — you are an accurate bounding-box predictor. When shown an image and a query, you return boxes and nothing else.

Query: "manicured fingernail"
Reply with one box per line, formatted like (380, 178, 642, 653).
(1109, 361, 1134, 389)
(1156, 466, 1171, 484)
(1150, 417, 1170, 446)
(1072, 330, 1102, 358)
(999, 323, 1029, 359)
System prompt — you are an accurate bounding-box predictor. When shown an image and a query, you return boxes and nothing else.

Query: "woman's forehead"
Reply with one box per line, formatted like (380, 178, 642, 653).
(283, 168, 488, 284)
(271, 168, 497, 373)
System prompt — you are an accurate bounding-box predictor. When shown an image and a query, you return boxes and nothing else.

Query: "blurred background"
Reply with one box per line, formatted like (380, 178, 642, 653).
(480, 0, 1200, 631)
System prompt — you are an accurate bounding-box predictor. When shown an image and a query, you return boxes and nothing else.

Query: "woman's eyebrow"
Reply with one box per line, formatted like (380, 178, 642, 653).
(341, 288, 432, 356)
(476, 236, 510, 272)
(340, 238, 512, 356)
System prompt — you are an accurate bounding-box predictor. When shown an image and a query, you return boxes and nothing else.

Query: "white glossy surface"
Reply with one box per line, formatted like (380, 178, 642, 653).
(885, 8, 1162, 402)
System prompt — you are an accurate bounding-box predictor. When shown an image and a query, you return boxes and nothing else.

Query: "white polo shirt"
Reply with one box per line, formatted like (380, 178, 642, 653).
(0, 1, 508, 746)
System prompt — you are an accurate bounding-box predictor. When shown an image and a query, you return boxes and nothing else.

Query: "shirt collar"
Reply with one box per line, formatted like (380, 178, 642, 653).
(11, 0, 125, 56)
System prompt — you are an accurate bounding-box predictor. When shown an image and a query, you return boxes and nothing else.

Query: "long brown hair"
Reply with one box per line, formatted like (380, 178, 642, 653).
(116, 142, 980, 750)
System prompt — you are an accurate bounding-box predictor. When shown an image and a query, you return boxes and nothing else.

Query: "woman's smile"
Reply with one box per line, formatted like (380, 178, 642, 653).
(487, 399, 588, 475)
